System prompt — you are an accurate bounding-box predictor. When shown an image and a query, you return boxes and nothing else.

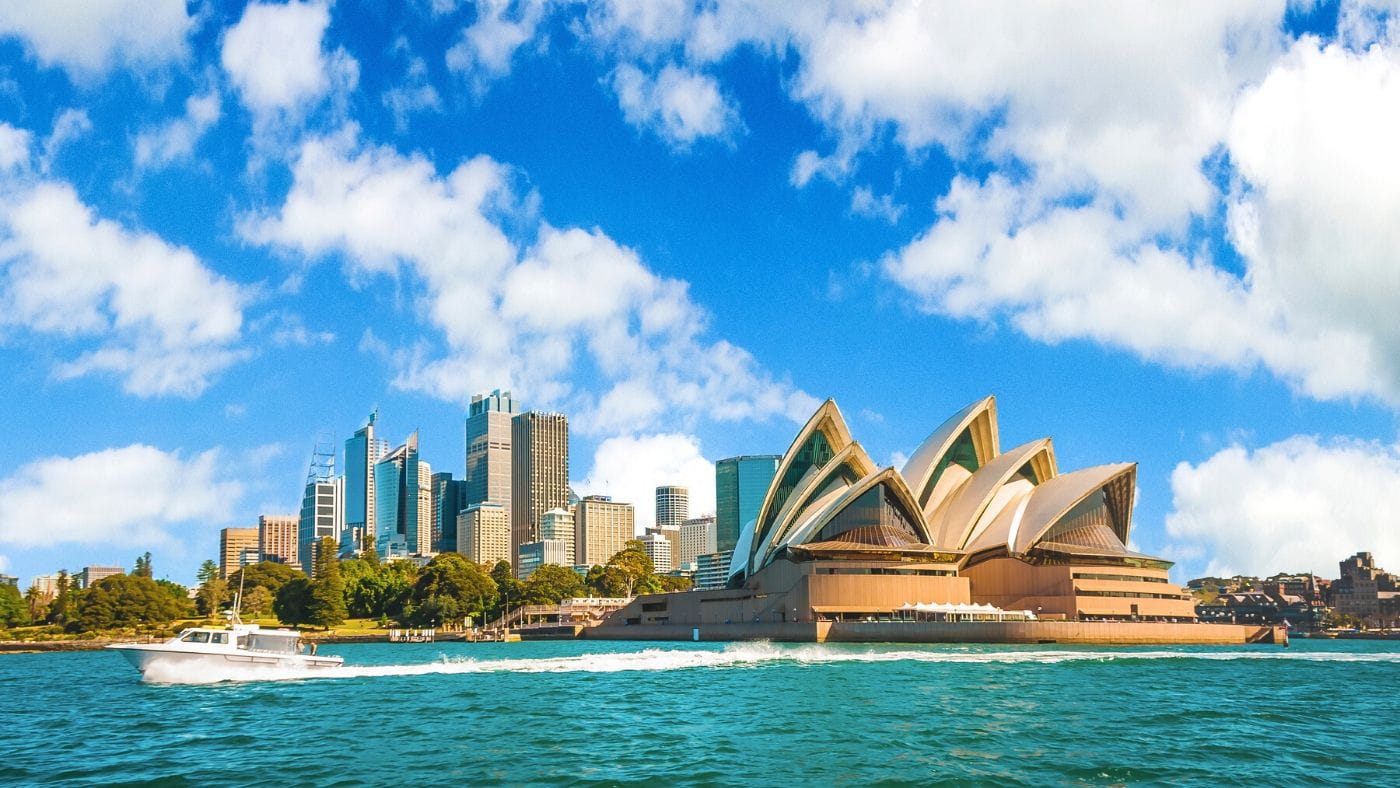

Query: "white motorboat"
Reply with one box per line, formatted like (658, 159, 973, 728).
(108, 622, 343, 679)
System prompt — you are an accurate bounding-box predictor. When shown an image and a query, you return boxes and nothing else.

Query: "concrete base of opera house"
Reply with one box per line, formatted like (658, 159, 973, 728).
(583, 620, 1288, 645)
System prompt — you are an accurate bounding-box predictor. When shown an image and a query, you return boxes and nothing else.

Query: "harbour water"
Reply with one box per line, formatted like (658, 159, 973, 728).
(4, 639, 1397, 785)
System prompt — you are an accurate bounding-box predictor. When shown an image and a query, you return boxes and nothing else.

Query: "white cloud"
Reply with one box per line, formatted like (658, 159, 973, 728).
(0, 180, 248, 396)
(0, 444, 242, 547)
(382, 40, 442, 132)
(134, 89, 221, 170)
(40, 108, 91, 172)
(240, 127, 813, 433)
(0, 0, 193, 79)
(1165, 435, 1400, 577)
(610, 63, 739, 148)
(575, 433, 717, 532)
(881, 174, 1385, 402)
(0, 123, 31, 170)
(849, 185, 903, 224)
(220, 0, 357, 119)
(445, 0, 548, 91)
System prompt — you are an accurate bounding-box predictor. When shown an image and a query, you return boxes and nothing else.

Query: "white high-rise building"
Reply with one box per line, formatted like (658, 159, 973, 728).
(575, 496, 634, 567)
(639, 532, 673, 574)
(655, 485, 689, 529)
(458, 502, 511, 567)
(539, 507, 576, 566)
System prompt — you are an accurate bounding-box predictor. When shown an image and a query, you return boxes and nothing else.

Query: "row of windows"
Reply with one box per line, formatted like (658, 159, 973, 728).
(1072, 572, 1168, 583)
(821, 567, 955, 576)
(1078, 590, 1190, 600)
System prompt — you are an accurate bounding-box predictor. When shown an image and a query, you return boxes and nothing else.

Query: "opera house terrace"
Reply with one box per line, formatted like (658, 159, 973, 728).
(591, 397, 1285, 645)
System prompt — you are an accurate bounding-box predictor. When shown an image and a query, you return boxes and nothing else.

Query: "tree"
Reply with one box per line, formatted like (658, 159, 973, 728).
(229, 562, 304, 599)
(154, 579, 194, 618)
(521, 564, 584, 605)
(23, 583, 48, 621)
(47, 570, 76, 626)
(133, 552, 153, 579)
(241, 586, 274, 617)
(489, 560, 522, 618)
(196, 577, 228, 617)
(69, 574, 185, 632)
(196, 560, 219, 585)
(306, 538, 347, 628)
(589, 540, 653, 598)
(404, 554, 497, 627)
(0, 583, 29, 628)
(340, 557, 414, 619)
(274, 578, 312, 626)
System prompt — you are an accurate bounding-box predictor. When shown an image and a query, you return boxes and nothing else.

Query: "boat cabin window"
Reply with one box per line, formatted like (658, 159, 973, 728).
(246, 634, 298, 654)
(181, 631, 211, 643)
(209, 632, 228, 645)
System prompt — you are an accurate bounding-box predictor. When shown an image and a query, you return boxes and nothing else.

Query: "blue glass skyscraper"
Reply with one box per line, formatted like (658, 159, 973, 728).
(714, 455, 780, 553)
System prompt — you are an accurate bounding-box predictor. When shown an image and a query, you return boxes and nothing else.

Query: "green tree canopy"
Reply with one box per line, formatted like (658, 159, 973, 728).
(521, 564, 584, 605)
(404, 553, 498, 626)
(241, 585, 274, 617)
(274, 578, 313, 626)
(196, 559, 219, 585)
(0, 583, 29, 628)
(133, 552, 153, 578)
(307, 538, 347, 628)
(229, 561, 305, 598)
(340, 557, 415, 619)
(69, 574, 186, 632)
(489, 560, 522, 618)
(588, 540, 654, 597)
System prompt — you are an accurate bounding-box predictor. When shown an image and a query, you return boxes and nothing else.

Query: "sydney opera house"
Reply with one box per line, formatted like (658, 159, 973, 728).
(594, 397, 1282, 644)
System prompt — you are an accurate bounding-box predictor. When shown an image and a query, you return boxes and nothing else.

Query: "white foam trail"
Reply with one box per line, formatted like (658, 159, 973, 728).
(139, 641, 1400, 685)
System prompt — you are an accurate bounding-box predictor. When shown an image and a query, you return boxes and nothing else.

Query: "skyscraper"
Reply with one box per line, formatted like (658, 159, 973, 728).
(679, 514, 717, 568)
(374, 432, 431, 558)
(220, 527, 259, 579)
(343, 414, 388, 555)
(714, 455, 780, 553)
(432, 472, 465, 553)
(457, 501, 510, 567)
(258, 514, 299, 566)
(298, 443, 344, 576)
(510, 411, 569, 573)
(655, 485, 689, 529)
(464, 389, 516, 521)
(574, 495, 634, 567)
(639, 532, 673, 573)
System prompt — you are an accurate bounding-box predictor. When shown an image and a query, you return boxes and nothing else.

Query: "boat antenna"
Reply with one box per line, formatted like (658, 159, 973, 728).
(230, 566, 246, 627)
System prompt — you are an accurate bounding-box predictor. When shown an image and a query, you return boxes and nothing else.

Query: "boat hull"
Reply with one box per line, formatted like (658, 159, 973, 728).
(107, 644, 343, 681)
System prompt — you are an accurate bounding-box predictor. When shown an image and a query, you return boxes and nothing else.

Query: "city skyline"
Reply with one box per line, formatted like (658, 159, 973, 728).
(2, 2, 1400, 587)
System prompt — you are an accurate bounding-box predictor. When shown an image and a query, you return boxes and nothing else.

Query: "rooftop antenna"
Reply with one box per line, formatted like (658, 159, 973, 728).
(307, 435, 336, 484)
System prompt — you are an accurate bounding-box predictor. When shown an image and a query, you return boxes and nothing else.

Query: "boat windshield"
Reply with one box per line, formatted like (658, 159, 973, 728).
(245, 633, 299, 654)
(180, 630, 211, 643)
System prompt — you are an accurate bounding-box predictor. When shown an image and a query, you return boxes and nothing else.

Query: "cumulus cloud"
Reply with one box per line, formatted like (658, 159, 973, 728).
(1165, 436, 1400, 577)
(575, 433, 717, 532)
(445, 0, 549, 91)
(134, 89, 221, 170)
(0, 0, 193, 79)
(0, 444, 243, 548)
(610, 63, 739, 148)
(849, 185, 903, 224)
(240, 127, 812, 433)
(0, 176, 248, 396)
(39, 108, 91, 172)
(220, 0, 357, 122)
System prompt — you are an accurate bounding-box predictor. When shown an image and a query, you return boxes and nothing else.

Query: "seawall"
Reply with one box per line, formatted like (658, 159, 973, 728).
(584, 620, 1286, 645)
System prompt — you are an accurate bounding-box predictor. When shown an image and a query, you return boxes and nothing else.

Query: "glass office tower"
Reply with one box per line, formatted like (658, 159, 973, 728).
(714, 455, 779, 553)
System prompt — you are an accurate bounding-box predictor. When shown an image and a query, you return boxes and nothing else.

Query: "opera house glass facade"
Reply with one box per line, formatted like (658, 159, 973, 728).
(604, 396, 1197, 631)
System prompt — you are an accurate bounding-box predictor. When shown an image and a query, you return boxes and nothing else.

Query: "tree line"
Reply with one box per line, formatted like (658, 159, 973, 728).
(0, 540, 691, 634)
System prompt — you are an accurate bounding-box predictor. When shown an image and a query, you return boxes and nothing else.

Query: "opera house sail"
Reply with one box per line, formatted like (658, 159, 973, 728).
(593, 397, 1280, 645)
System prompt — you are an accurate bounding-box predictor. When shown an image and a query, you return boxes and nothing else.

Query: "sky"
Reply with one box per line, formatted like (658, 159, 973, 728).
(2, 0, 1400, 587)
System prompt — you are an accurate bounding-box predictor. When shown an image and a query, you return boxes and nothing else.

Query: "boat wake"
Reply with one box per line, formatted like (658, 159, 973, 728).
(140, 642, 1400, 685)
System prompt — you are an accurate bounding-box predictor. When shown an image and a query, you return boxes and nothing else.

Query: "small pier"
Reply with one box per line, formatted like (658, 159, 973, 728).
(388, 628, 435, 643)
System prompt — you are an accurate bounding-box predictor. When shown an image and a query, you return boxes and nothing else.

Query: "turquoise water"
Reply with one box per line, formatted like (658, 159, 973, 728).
(3, 639, 1397, 785)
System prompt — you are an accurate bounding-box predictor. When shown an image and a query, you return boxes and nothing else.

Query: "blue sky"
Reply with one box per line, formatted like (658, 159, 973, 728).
(3, 0, 1400, 587)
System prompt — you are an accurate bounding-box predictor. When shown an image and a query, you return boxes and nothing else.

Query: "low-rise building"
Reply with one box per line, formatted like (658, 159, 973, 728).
(518, 539, 571, 580)
(0, 574, 18, 588)
(694, 550, 733, 591)
(77, 565, 124, 589)
(1196, 589, 1324, 630)
(1333, 552, 1400, 627)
